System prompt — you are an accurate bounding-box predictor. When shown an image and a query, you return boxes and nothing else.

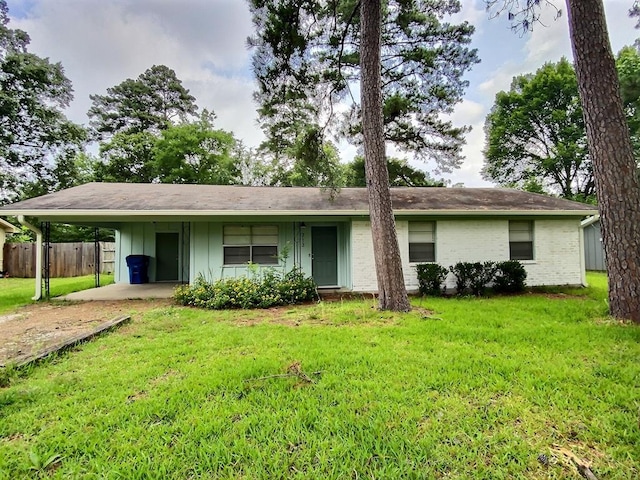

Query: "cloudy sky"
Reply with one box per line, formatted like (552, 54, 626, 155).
(6, 0, 639, 186)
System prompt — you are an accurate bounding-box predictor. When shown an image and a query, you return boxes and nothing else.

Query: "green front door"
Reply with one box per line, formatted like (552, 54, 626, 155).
(156, 232, 179, 281)
(312, 226, 338, 286)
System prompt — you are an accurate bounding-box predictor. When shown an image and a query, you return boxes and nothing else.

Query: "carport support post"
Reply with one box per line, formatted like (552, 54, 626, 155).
(43, 222, 50, 298)
(17, 215, 42, 300)
(94, 227, 100, 288)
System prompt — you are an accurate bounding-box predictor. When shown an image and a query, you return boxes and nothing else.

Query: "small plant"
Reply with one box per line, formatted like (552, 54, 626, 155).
(494, 260, 527, 293)
(175, 268, 318, 310)
(416, 263, 448, 296)
(28, 450, 63, 475)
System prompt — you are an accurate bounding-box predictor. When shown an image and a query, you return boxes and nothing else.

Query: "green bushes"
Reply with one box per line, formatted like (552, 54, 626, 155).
(493, 260, 528, 293)
(415, 263, 448, 296)
(416, 260, 527, 297)
(175, 268, 318, 309)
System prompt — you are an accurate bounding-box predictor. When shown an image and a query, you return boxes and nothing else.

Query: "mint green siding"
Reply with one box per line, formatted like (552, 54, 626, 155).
(116, 222, 188, 283)
(190, 221, 297, 281)
(115, 219, 351, 289)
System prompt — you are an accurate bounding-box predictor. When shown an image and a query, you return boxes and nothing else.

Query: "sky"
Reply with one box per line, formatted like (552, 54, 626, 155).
(5, 0, 639, 187)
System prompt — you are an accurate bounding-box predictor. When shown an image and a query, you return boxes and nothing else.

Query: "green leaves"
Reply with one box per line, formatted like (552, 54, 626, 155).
(153, 111, 239, 185)
(88, 65, 197, 139)
(88, 68, 243, 185)
(0, 0, 84, 204)
(483, 58, 593, 199)
(248, 0, 478, 173)
(483, 50, 640, 201)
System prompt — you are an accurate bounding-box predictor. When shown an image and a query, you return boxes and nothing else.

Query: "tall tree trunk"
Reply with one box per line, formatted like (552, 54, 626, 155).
(360, 0, 410, 311)
(566, 0, 640, 323)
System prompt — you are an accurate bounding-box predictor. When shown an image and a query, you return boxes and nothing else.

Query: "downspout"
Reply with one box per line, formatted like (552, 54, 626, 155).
(17, 215, 42, 300)
(578, 215, 599, 287)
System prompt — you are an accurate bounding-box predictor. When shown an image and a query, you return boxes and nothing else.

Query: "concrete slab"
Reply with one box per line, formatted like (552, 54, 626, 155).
(59, 283, 179, 301)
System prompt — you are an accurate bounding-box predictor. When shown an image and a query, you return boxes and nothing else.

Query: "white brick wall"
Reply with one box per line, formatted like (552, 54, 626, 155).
(351, 218, 585, 292)
(525, 219, 583, 286)
(351, 220, 378, 292)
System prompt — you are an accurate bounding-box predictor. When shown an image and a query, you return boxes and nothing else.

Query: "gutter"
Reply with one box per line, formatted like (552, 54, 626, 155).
(0, 208, 600, 218)
(580, 214, 600, 228)
(578, 214, 600, 287)
(17, 215, 42, 300)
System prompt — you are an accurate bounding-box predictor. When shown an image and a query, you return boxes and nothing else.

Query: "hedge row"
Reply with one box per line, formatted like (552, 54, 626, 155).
(416, 260, 527, 297)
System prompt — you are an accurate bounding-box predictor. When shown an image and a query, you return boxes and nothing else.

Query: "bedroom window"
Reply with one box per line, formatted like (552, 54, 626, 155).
(223, 225, 279, 265)
(409, 222, 435, 262)
(509, 221, 534, 260)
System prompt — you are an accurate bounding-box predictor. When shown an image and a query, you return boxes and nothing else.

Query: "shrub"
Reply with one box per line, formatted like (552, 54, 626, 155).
(174, 268, 318, 310)
(493, 260, 527, 293)
(449, 262, 475, 295)
(469, 261, 497, 296)
(450, 261, 497, 296)
(416, 263, 448, 296)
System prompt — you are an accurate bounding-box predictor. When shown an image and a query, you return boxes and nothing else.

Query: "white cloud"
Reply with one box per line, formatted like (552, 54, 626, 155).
(5, 0, 639, 187)
(8, 0, 255, 136)
(458, 0, 638, 188)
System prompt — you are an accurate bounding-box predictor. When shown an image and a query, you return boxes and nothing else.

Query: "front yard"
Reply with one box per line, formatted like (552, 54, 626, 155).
(0, 275, 114, 314)
(0, 273, 638, 479)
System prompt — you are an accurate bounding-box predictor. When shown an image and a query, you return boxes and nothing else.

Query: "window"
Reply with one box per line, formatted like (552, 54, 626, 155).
(223, 225, 278, 265)
(509, 221, 534, 260)
(409, 222, 435, 262)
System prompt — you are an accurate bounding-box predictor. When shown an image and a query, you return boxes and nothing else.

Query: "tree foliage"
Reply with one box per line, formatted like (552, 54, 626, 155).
(617, 45, 640, 152)
(263, 126, 344, 187)
(153, 111, 239, 184)
(483, 58, 593, 200)
(343, 156, 444, 187)
(247, 0, 478, 173)
(485, 0, 640, 323)
(94, 131, 158, 183)
(87, 66, 245, 184)
(88, 65, 197, 139)
(0, 0, 85, 204)
(484, 50, 640, 201)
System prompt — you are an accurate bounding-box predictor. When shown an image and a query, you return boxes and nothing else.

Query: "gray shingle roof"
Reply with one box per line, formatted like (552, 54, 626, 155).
(0, 182, 596, 216)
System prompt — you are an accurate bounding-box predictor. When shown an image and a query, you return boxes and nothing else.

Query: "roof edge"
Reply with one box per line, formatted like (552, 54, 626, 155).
(0, 209, 598, 218)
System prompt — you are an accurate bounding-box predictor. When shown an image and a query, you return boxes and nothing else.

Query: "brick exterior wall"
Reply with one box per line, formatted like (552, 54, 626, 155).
(351, 218, 585, 292)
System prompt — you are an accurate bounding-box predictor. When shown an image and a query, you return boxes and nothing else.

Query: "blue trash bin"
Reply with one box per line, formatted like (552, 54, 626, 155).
(125, 255, 150, 284)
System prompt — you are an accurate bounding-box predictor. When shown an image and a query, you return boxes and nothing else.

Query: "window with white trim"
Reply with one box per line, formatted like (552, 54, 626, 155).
(509, 220, 534, 260)
(409, 222, 435, 262)
(223, 225, 279, 265)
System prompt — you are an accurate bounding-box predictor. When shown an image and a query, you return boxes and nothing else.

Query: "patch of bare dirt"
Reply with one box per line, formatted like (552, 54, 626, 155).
(0, 299, 172, 366)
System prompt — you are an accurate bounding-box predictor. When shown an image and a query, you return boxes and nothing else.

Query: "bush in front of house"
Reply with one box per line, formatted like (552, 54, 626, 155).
(174, 268, 318, 310)
(448, 260, 526, 296)
(449, 261, 497, 296)
(416, 260, 526, 297)
(416, 263, 449, 296)
(468, 261, 497, 296)
(493, 260, 527, 293)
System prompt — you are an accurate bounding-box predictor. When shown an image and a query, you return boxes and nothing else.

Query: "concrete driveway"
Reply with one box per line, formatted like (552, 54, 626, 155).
(59, 283, 179, 301)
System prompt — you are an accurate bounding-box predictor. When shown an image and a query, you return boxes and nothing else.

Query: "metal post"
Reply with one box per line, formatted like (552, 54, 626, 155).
(42, 221, 51, 299)
(94, 227, 100, 287)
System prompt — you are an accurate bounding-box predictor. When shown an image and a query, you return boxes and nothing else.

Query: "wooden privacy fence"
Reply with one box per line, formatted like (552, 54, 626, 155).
(2, 242, 116, 278)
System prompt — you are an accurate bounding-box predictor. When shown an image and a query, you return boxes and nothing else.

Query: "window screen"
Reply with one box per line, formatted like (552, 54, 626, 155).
(409, 222, 435, 262)
(509, 221, 533, 260)
(223, 225, 278, 265)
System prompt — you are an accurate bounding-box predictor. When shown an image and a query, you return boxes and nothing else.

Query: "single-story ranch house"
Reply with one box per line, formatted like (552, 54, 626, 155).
(0, 183, 597, 293)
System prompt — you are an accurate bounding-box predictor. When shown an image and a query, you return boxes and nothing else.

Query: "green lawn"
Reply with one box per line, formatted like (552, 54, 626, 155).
(0, 274, 114, 314)
(0, 273, 638, 479)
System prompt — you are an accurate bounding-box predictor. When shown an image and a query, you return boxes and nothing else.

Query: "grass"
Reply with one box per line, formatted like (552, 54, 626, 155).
(0, 274, 114, 314)
(0, 272, 638, 479)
